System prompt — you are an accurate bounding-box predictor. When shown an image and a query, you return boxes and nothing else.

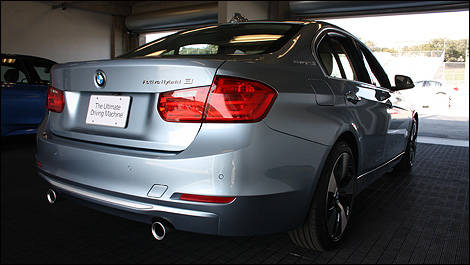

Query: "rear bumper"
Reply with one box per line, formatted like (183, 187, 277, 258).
(39, 169, 220, 234)
(39, 168, 311, 236)
(36, 121, 329, 236)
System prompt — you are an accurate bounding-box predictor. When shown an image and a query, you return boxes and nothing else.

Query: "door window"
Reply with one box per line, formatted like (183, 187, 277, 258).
(337, 53, 355, 80)
(360, 51, 381, 87)
(356, 43, 391, 89)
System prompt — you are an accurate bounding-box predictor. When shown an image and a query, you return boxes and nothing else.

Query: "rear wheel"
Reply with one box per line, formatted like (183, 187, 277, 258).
(289, 141, 356, 251)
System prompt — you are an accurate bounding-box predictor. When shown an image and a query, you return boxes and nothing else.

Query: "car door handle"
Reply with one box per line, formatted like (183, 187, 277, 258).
(345, 91, 361, 104)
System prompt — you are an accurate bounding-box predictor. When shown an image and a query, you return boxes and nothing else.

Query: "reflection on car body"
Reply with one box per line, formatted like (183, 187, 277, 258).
(36, 21, 418, 251)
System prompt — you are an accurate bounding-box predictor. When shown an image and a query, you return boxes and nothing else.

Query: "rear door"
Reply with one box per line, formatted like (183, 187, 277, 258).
(314, 31, 390, 172)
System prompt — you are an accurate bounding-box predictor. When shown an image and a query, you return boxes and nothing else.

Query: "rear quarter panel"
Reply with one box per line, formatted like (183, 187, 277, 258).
(216, 24, 364, 173)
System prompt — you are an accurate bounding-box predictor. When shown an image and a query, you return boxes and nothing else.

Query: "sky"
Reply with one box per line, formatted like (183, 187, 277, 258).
(323, 11, 469, 48)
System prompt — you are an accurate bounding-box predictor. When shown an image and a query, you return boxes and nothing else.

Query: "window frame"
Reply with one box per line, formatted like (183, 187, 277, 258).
(313, 29, 366, 83)
(354, 40, 392, 90)
(24, 58, 55, 85)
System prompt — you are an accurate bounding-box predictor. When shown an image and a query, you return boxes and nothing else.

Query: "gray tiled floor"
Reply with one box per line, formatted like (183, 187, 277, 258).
(1, 136, 468, 263)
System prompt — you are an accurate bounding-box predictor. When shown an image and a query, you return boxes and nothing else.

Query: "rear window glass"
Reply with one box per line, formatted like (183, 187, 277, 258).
(121, 23, 302, 58)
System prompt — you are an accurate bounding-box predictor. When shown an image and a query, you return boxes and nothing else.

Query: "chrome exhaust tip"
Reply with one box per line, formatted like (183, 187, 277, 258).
(151, 221, 166, 240)
(46, 188, 57, 204)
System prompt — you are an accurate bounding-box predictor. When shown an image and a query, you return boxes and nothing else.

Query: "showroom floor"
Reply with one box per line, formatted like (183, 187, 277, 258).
(1, 135, 468, 264)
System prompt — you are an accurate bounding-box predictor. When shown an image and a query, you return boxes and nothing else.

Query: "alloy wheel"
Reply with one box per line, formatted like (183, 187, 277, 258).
(325, 152, 355, 241)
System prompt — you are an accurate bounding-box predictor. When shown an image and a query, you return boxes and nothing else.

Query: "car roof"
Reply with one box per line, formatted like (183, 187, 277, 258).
(221, 20, 353, 38)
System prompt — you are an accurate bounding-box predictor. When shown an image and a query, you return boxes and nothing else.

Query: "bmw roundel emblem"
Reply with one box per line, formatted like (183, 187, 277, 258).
(95, 70, 106, 87)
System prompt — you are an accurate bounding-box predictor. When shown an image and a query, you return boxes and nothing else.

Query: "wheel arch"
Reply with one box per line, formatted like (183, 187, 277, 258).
(413, 111, 419, 129)
(336, 130, 360, 174)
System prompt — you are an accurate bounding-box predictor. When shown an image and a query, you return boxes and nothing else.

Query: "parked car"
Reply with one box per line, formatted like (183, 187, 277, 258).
(36, 21, 418, 251)
(1, 54, 56, 136)
(398, 80, 458, 110)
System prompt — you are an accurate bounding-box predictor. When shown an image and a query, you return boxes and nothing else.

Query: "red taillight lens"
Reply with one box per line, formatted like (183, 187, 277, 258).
(453, 87, 459, 91)
(47, 85, 65, 113)
(204, 76, 277, 122)
(158, 86, 211, 122)
(157, 76, 277, 123)
(180, 194, 235, 204)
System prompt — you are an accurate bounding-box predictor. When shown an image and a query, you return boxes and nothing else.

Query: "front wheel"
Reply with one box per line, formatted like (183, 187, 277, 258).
(395, 117, 417, 172)
(289, 141, 356, 251)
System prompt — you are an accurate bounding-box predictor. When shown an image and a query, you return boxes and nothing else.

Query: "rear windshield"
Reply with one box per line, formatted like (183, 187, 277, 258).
(121, 23, 303, 58)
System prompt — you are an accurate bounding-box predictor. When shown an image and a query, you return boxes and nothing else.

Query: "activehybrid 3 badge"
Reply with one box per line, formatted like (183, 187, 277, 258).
(95, 70, 106, 87)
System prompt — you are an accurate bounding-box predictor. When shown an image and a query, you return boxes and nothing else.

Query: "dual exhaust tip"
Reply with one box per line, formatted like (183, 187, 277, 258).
(46, 188, 169, 240)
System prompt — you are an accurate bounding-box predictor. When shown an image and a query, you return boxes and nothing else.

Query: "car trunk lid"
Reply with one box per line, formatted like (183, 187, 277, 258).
(48, 58, 224, 152)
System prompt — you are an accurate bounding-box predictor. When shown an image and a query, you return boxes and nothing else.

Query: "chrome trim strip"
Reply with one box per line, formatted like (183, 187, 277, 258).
(42, 174, 216, 218)
(357, 152, 404, 179)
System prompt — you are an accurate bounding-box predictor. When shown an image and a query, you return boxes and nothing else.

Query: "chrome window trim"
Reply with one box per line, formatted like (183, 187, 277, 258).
(311, 26, 393, 93)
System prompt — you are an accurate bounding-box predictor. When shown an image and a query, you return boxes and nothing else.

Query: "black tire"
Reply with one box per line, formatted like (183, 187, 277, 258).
(394, 117, 417, 172)
(289, 141, 356, 251)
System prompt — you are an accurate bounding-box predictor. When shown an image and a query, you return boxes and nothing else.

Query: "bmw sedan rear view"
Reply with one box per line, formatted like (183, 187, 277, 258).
(36, 21, 418, 251)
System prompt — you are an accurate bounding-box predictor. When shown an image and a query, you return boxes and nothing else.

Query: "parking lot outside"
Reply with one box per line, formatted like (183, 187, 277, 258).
(1, 136, 468, 264)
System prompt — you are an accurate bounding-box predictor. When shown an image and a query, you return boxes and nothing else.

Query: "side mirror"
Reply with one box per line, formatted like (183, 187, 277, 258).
(392, 75, 414, 91)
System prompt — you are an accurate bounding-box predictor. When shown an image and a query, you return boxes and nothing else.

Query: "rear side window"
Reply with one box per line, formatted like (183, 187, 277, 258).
(316, 33, 358, 81)
(121, 23, 302, 58)
(30, 60, 55, 84)
(317, 39, 343, 79)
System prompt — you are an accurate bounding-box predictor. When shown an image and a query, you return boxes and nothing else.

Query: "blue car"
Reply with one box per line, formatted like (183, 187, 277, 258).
(1, 54, 56, 136)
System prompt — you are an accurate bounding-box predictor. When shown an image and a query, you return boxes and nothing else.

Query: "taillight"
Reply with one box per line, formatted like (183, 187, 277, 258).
(157, 76, 277, 122)
(158, 86, 211, 122)
(453, 87, 459, 91)
(47, 85, 65, 113)
(180, 194, 235, 204)
(204, 76, 277, 122)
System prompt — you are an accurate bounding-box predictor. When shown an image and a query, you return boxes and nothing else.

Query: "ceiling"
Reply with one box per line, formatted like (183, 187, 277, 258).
(41, 1, 134, 16)
(39, 1, 469, 32)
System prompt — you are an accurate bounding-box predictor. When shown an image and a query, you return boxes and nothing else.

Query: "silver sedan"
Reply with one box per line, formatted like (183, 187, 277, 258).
(36, 20, 418, 251)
